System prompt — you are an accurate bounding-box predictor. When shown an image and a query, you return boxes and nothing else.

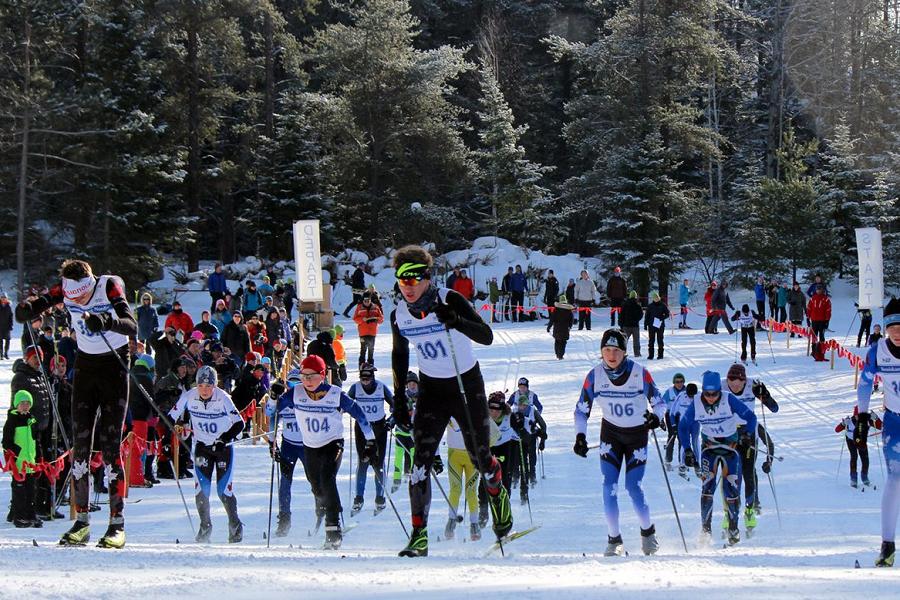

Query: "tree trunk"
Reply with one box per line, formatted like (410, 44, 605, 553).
(186, 14, 201, 271)
(16, 20, 31, 295)
(264, 11, 275, 139)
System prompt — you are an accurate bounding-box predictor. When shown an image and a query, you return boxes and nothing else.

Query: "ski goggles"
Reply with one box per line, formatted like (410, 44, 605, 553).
(395, 262, 430, 286)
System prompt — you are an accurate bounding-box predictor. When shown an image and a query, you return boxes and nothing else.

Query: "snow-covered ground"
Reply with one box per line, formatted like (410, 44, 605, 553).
(0, 277, 894, 599)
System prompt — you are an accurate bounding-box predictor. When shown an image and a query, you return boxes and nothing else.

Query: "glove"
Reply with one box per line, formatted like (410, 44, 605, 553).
(432, 302, 458, 328)
(362, 439, 379, 463)
(209, 440, 226, 455)
(684, 448, 696, 468)
(385, 416, 395, 430)
(644, 410, 661, 430)
(538, 437, 546, 451)
(432, 455, 444, 475)
(856, 412, 870, 444)
(573, 432, 588, 457)
(761, 459, 772, 474)
(270, 443, 282, 463)
(84, 312, 113, 333)
(751, 381, 763, 398)
(393, 404, 412, 430)
(270, 381, 286, 398)
(739, 429, 753, 447)
(338, 364, 348, 382)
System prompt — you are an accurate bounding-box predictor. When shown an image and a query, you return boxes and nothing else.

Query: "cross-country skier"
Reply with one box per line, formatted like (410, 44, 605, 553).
(347, 363, 393, 516)
(266, 370, 306, 537)
(511, 393, 547, 504)
(730, 304, 762, 364)
(15, 259, 137, 548)
(169, 366, 246, 543)
(389, 245, 512, 557)
(476, 391, 519, 532)
(835, 407, 883, 488)
(672, 383, 702, 477)
(856, 297, 900, 566)
(573, 328, 666, 556)
(277, 354, 377, 549)
(443, 417, 481, 541)
(678, 371, 758, 545)
(390, 371, 418, 493)
(662, 373, 687, 467)
(722, 363, 778, 530)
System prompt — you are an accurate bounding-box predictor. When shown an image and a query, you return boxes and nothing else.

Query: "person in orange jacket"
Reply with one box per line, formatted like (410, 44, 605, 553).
(836, 407, 883, 488)
(353, 291, 384, 367)
(332, 324, 348, 382)
(806, 285, 832, 343)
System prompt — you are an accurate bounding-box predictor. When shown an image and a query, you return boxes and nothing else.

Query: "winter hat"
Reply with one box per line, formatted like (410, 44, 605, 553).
(650, 291, 660, 301)
(186, 338, 200, 348)
(180, 355, 197, 369)
(600, 329, 627, 352)
(134, 358, 151, 372)
(215, 299, 227, 309)
(359, 363, 376, 376)
(261, 356, 271, 366)
(701, 371, 722, 392)
(884, 298, 900, 328)
(673, 373, 685, 383)
(266, 296, 273, 303)
(141, 292, 152, 302)
(170, 357, 185, 372)
(686, 383, 698, 397)
(726, 363, 746, 381)
(301, 354, 327, 375)
(406, 371, 419, 384)
(741, 304, 750, 313)
(245, 351, 258, 363)
(333, 324, 344, 337)
(518, 377, 529, 387)
(14, 390, 33, 409)
(50, 355, 67, 371)
(488, 391, 506, 410)
(209, 342, 223, 353)
(196, 365, 218, 386)
(317, 330, 333, 344)
(628, 291, 638, 299)
(287, 368, 302, 388)
(24, 345, 43, 363)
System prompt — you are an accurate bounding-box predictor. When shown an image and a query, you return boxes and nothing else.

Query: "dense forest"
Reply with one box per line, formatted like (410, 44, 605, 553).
(3, 0, 900, 293)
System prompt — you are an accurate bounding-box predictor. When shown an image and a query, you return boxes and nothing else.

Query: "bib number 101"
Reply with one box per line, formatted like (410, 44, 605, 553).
(417, 340, 448, 360)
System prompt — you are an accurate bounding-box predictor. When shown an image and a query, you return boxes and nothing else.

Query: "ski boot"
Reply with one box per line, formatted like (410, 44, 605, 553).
(350, 495, 364, 517)
(489, 486, 513, 540)
(478, 505, 489, 529)
(60, 519, 91, 546)
(851, 473, 859, 488)
(862, 475, 872, 488)
(275, 512, 291, 537)
(228, 519, 244, 543)
(391, 479, 401, 494)
(876, 541, 895, 567)
(744, 507, 758, 537)
(97, 523, 126, 549)
(520, 491, 529, 506)
(144, 457, 160, 485)
(604, 534, 625, 557)
(470, 522, 482, 541)
(699, 522, 713, 545)
(196, 522, 213, 543)
(678, 464, 688, 478)
(726, 527, 740, 546)
(399, 526, 428, 557)
(323, 525, 342, 550)
(374, 496, 386, 515)
(14, 518, 41, 528)
(444, 516, 457, 540)
(640, 525, 659, 556)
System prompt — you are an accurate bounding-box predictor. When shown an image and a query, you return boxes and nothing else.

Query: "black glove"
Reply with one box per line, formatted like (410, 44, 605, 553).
(362, 439, 379, 463)
(209, 440, 226, 455)
(761, 459, 772, 474)
(84, 312, 113, 333)
(644, 410, 662, 430)
(752, 381, 763, 398)
(739, 429, 753, 447)
(573, 432, 588, 457)
(385, 415, 395, 430)
(856, 412, 871, 444)
(338, 364, 348, 382)
(432, 455, 444, 474)
(684, 448, 696, 468)
(270, 381, 286, 398)
(269, 442, 281, 463)
(538, 436, 546, 452)
(432, 302, 458, 328)
(393, 403, 411, 430)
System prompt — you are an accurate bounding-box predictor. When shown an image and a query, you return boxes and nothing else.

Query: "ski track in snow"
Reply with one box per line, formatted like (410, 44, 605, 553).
(0, 292, 895, 599)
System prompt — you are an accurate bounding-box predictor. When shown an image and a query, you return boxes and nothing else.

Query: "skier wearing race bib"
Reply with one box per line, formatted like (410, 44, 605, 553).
(678, 370, 758, 546)
(169, 366, 246, 543)
(265, 370, 306, 537)
(856, 297, 900, 567)
(391, 371, 419, 493)
(389, 245, 511, 558)
(15, 259, 137, 548)
(573, 328, 666, 556)
(347, 363, 394, 516)
(274, 354, 377, 549)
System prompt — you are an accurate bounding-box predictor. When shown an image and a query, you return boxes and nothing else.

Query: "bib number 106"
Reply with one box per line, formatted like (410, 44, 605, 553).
(606, 403, 634, 418)
(417, 340, 448, 360)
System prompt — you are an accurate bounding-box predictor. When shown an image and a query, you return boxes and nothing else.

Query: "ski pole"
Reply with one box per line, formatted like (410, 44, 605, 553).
(540, 448, 545, 480)
(96, 330, 196, 536)
(836, 437, 844, 483)
(25, 325, 71, 450)
(266, 414, 279, 548)
(760, 407, 781, 527)
(651, 429, 688, 553)
(841, 311, 859, 347)
(518, 439, 534, 526)
(373, 468, 409, 539)
(875, 428, 885, 479)
(431, 471, 463, 523)
(348, 418, 354, 508)
(226, 429, 276, 446)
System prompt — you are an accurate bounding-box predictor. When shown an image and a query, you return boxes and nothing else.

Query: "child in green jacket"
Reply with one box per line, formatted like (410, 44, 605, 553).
(3, 390, 42, 528)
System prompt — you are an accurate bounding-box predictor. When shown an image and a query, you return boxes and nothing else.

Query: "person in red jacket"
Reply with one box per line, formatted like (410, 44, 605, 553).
(451, 269, 476, 303)
(806, 285, 832, 343)
(353, 292, 384, 367)
(164, 300, 194, 338)
(703, 282, 717, 334)
(246, 314, 268, 356)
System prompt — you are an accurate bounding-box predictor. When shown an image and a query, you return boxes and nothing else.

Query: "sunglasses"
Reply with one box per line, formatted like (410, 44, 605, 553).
(727, 377, 745, 382)
(397, 276, 424, 287)
(300, 372, 322, 380)
(702, 390, 719, 396)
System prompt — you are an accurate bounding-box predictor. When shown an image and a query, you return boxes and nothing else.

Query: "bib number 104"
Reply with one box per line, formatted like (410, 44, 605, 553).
(417, 340, 448, 360)
(305, 417, 331, 433)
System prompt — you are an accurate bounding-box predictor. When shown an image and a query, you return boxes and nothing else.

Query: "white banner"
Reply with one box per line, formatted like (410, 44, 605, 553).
(856, 227, 884, 309)
(293, 220, 323, 302)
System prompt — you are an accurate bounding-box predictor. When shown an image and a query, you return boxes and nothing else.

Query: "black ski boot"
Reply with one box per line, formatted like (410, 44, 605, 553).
(489, 486, 513, 540)
(222, 495, 243, 543)
(876, 541, 896, 567)
(275, 512, 291, 537)
(350, 495, 364, 517)
(196, 522, 213, 543)
(374, 496, 386, 515)
(478, 504, 489, 529)
(604, 534, 625, 557)
(399, 526, 428, 557)
(324, 525, 342, 550)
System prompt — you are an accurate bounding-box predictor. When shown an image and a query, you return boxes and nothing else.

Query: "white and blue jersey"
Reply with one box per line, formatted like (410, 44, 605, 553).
(493, 414, 519, 446)
(678, 392, 757, 447)
(507, 390, 543, 413)
(858, 339, 900, 476)
(347, 380, 393, 423)
(267, 398, 303, 446)
(169, 387, 244, 446)
(65, 275, 130, 354)
(662, 385, 687, 414)
(722, 377, 759, 427)
(275, 383, 374, 449)
(574, 359, 664, 434)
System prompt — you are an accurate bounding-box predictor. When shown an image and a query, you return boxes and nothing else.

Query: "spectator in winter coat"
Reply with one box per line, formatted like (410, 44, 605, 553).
(246, 314, 268, 356)
(754, 276, 767, 327)
(257, 275, 275, 300)
(55, 328, 77, 376)
(574, 270, 599, 331)
(451, 269, 475, 302)
(208, 263, 228, 312)
(546, 295, 574, 359)
(565, 279, 576, 305)
(306, 330, 340, 385)
(193, 311, 218, 339)
(135, 293, 158, 355)
(766, 282, 778, 320)
(150, 327, 186, 380)
(164, 301, 194, 338)
(605, 266, 628, 326)
(264, 311, 284, 354)
(776, 282, 789, 322)
(643, 291, 670, 360)
(221, 313, 251, 366)
(543, 270, 560, 312)
(227, 291, 242, 315)
(446, 267, 461, 292)
(678, 279, 693, 329)
(36, 327, 55, 371)
(855, 303, 873, 347)
(806, 274, 829, 298)
(353, 293, 384, 367)
(342, 265, 367, 318)
(0, 293, 12, 360)
(283, 279, 296, 319)
(787, 282, 806, 337)
(620, 291, 644, 356)
(807, 286, 832, 343)
(242, 281, 264, 319)
(210, 300, 231, 336)
(704, 283, 716, 333)
(708, 281, 735, 335)
(203, 342, 239, 391)
(488, 277, 501, 323)
(509, 265, 528, 323)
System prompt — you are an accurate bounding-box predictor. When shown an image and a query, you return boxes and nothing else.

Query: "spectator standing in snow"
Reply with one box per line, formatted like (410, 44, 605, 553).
(753, 276, 766, 331)
(644, 291, 670, 360)
(574, 270, 599, 331)
(509, 265, 528, 323)
(342, 264, 367, 318)
(807, 286, 832, 343)
(787, 282, 806, 337)
(620, 291, 644, 356)
(543, 270, 560, 316)
(547, 295, 574, 359)
(606, 266, 627, 326)
(208, 263, 228, 312)
(452, 269, 475, 303)
(164, 300, 194, 338)
(678, 279, 693, 329)
(135, 293, 158, 356)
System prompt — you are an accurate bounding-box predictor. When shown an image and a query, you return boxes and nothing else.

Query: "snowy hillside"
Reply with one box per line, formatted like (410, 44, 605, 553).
(0, 276, 894, 599)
